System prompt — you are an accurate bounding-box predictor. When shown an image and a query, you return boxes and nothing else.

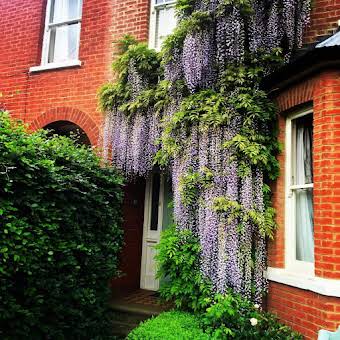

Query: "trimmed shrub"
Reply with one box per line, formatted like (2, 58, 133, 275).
(127, 311, 210, 340)
(0, 112, 124, 339)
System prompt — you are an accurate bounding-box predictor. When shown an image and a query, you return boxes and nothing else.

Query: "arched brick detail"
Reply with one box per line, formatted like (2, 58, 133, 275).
(275, 76, 317, 113)
(29, 107, 101, 147)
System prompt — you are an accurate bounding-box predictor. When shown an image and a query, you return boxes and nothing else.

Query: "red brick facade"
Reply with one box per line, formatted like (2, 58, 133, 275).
(1, 1, 340, 339)
(0, 0, 150, 138)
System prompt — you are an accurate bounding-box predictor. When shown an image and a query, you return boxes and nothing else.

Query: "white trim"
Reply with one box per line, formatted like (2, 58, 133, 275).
(285, 108, 314, 275)
(48, 17, 82, 28)
(41, 0, 53, 65)
(289, 183, 314, 190)
(140, 175, 151, 290)
(267, 267, 340, 297)
(29, 60, 81, 73)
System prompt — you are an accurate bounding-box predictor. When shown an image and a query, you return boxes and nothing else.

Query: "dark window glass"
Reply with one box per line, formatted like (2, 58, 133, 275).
(150, 173, 161, 231)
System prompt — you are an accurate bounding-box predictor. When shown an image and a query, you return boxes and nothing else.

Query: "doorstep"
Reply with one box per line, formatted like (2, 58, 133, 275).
(110, 289, 172, 316)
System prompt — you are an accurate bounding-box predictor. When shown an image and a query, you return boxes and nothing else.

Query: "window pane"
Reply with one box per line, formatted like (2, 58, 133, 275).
(295, 114, 313, 185)
(156, 0, 175, 4)
(50, 0, 82, 23)
(48, 23, 80, 62)
(150, 173, 161, 231)
(296, 188, 314, 262)
(155, 6, 176, 49)
(162, 178, 173, 230)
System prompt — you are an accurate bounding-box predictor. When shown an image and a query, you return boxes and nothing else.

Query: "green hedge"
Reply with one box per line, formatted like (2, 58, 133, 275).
(127, 311, 210, 340)
(0, 112, 124, 339)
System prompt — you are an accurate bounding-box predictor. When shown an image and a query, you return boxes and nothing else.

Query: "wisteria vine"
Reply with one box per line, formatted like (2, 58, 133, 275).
(100, 0, 311, 302)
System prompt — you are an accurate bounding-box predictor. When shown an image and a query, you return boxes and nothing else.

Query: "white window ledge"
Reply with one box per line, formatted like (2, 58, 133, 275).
(267, 267, 340, 297)
(29, 60, 81, 73)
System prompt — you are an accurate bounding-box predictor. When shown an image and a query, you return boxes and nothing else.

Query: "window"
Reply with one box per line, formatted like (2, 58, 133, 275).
(42, 0, 82, 65)
(150, 172, 161, 231)
(286, 109, 314, 275)
(149, 0, 177, 50)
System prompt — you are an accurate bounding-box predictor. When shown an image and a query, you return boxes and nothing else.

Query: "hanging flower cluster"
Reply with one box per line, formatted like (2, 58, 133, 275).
(100, 0, 311, 302)
(100, 40, 163, 178)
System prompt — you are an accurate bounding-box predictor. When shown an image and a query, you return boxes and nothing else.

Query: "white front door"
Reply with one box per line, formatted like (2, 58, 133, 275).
(140, 172, 168, 291)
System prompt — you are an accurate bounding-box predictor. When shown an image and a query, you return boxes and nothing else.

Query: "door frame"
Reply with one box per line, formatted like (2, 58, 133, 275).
(140, 173, 165, 290)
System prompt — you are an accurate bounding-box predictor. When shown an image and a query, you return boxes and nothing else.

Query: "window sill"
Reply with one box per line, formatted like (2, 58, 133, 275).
(29, 60, 82, 73)
(266, 267, 340, 297)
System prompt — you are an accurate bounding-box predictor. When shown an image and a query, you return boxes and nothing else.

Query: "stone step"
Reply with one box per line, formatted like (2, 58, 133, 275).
(112, 310, 152, 339)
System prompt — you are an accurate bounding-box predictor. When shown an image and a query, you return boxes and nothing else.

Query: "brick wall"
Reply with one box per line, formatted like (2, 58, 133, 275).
(268, 282, 340, 339)
(0, 0, 150, 141)
(304, 0, 340, 43)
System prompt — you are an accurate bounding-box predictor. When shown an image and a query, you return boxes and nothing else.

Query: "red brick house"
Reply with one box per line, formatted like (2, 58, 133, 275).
(0, 0, 339, 338)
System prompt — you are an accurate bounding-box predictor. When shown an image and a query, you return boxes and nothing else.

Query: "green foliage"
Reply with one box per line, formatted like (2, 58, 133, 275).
(0, 112, 124, 339)
(215, 0, 253, 17)
(155, 228, 212, 312)
(127, 311, 210, 340)
(172, 90, 233, 128)
(98, 82, 131, 112)
(179, 167, 213, 206)
(154, 227, 301, 339)
(116, 34, 138, 53)
(120, 80, 174, 117)
(162, 11, 212, 61)
(175, 0, 196, 18)
(113, 41, 161, 85)
(154, 90, 234, 166)
(223, 133, 280, 180)
(99, 38, 162, 113)
(213, 197, 277, 239)
(201, 293, 303, 339)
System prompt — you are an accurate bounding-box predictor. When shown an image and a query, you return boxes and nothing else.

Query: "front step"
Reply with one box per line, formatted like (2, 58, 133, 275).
(112, 310, 152, 339)
(110, 290, 171, 338)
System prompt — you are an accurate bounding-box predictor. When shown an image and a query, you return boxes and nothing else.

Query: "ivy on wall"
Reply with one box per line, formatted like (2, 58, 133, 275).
(99, 0, 311, 302)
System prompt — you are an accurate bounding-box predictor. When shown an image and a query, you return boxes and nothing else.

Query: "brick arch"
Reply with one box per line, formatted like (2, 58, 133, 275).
(29, 107, 101, 147)
(275, 76, 317, 113)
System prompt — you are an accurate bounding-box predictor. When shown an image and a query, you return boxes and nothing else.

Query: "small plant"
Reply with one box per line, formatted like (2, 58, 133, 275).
(201, 293, 303, 339)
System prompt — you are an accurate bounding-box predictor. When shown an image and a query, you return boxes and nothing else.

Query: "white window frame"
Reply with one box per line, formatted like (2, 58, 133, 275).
(285, 108, 314, 276)
(149, 0, 176, 50)
(30, 0, 82, 72)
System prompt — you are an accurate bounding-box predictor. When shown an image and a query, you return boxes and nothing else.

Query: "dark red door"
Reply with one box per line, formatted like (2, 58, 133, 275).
(111, 178, 146, 295)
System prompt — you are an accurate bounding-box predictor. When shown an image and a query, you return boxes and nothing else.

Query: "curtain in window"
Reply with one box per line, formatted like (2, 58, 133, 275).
(49, 0, 81, 62)
(295, 123, 314, 262)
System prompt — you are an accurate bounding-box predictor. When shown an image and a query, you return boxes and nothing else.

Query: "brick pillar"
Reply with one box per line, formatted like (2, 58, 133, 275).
(313, 70, 340, 280)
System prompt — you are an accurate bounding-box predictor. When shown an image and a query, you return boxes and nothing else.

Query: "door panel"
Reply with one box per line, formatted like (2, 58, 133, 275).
(140, 173, 174, 291)
(111, 178, 145, 295)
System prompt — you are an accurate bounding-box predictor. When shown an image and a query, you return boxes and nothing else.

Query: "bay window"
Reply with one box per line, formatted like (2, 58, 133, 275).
(285, 109, 314, 275)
